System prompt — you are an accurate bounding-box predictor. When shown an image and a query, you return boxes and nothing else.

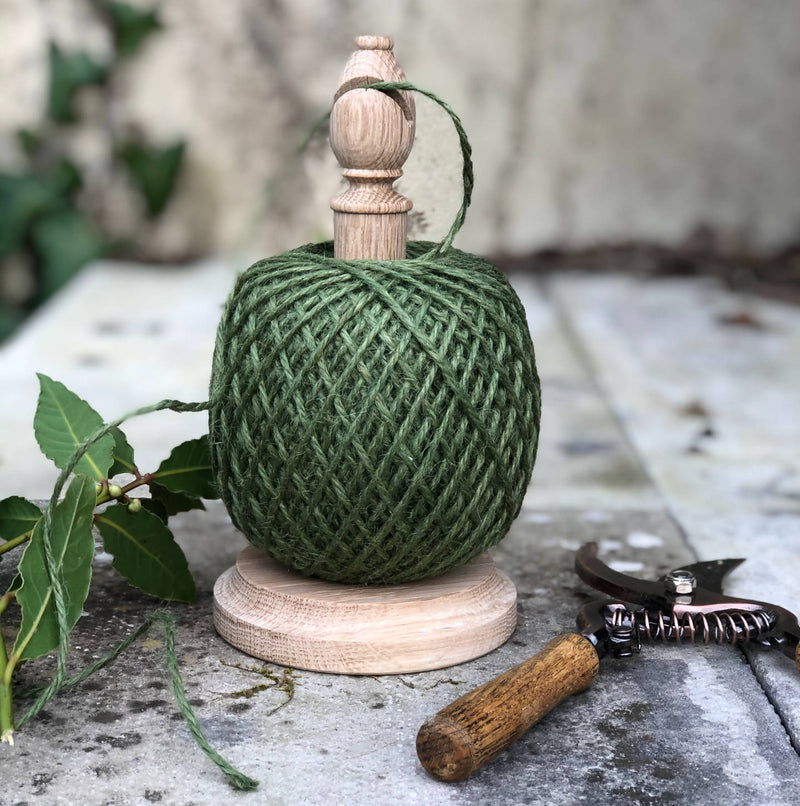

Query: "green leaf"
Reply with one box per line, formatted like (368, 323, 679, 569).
(107, 2, 162, 57)
(31, 209, 105, 299)
(0, 161, 83, 261)
(109, 426, 137, 477)
(12, 475, 97, 661)
(140, 498, 168, 523)
(119, 140, 186, 217)
(153, 436, 218, 499)
(33, 373, 114, 482)
(16, 128, 42, 159)
(46, 158, 83, 198)
(95, 505, 195, 602)
(0, 302, 25, 344)
(0, 174, 58, 258)
(47, 42, 108, 123)
(149, 481, 205, 517)
(0, 497, 42, 543)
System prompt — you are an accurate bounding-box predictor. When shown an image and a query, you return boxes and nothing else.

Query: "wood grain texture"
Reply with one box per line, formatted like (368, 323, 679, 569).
(213, 546, 517, 674)
(416, 633, 600, 781)
(330, 35, 415, 260)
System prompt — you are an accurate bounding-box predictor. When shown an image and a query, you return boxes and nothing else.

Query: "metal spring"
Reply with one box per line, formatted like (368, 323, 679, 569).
(608, 606, 774, 651)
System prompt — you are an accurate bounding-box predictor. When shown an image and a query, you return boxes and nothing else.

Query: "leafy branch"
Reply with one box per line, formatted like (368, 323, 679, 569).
(0, 375, 255, 789)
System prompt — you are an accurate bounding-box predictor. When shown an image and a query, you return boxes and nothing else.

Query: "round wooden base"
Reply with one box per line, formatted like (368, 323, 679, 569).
(213, 546, 517, 674)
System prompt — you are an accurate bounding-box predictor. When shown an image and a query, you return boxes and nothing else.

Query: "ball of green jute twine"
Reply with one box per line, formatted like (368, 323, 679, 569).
(208, 83, 541, 584)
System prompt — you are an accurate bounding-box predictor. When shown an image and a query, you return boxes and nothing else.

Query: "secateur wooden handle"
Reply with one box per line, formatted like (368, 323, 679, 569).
(416, 633, 600, 782)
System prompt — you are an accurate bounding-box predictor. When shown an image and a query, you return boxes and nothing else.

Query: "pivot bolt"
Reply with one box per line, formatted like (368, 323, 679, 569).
(665, 569, 697, 595)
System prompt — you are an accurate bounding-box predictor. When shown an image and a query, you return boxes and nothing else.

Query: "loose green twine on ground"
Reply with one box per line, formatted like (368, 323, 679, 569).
(208, 82, 541, 584)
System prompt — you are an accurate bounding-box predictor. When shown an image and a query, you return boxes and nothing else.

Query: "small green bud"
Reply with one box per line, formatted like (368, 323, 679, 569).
(127, 498, 142, 514)
(107, 483, 123, 498)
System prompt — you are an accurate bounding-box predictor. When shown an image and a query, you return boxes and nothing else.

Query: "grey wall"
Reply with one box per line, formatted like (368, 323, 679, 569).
(3, 0, 799, 261)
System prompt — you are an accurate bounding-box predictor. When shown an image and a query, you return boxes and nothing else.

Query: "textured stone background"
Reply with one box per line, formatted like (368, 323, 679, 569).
(2, 0, 800, 263)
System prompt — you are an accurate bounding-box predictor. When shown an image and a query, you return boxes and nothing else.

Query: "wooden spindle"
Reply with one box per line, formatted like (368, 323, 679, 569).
(330, 35, 416, 260)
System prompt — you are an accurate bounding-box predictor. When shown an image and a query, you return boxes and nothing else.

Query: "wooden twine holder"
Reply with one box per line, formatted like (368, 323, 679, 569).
(212, 36, 517, 674)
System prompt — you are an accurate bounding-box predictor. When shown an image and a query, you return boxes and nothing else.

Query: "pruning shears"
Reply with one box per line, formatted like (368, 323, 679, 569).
(416, 542, 800, 782)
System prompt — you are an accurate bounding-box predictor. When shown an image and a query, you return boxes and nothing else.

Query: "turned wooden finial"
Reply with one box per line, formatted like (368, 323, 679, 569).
(330, 35, 416, 260)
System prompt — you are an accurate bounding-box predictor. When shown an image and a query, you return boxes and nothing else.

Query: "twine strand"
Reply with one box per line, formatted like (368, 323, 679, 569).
(364, 81, 473, 257)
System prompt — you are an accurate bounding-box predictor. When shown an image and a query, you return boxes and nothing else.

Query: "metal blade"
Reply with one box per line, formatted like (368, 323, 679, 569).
(575, 542, 665, 605)
(671, 557, 746, 595)
(575, 543, 747, 604)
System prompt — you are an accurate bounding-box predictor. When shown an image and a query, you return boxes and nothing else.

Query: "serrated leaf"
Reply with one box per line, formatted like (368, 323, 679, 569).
(34, 373, 114, 482)
(119, 140, 186, 217)
(149, 481, 205, 517)
(0, 496, 42, 543)
(153, 436, 218, 499)
(48, 42, 109, 123)
(12, 475, 96, 661)
(95, 505, 195, 602)
(107, 2, 162, 57)
(109, 426, 137, 477)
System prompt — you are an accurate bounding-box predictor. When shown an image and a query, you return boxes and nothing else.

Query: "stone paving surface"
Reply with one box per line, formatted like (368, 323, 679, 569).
(1, 263, 799, 805)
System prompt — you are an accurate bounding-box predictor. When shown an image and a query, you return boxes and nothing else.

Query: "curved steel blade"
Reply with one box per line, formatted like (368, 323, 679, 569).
(575, 542, 664, 605)
(672, 557, 746, 595)
(575, 543, 746, 604)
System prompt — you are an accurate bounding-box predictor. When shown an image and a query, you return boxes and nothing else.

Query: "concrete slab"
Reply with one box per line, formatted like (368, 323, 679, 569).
(4, 506, 797, 806)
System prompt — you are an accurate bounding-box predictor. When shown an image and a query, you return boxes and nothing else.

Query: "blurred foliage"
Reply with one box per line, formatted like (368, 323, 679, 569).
(47, 43, 109, 123)
(0, 1, 186, 344)
(120, 140, 186, 217)
(106, 1, 163, 57)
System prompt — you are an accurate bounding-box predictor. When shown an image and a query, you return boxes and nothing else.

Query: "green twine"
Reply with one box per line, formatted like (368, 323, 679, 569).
(208, 82, 541, 584)
(16, 398, 258, 791)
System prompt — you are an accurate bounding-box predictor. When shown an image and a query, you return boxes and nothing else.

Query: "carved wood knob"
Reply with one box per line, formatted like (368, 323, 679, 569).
(330, 36, 416, 260)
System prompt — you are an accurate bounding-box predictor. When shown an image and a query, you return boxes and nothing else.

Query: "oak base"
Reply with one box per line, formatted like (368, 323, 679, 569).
(212, 546, 517, 674)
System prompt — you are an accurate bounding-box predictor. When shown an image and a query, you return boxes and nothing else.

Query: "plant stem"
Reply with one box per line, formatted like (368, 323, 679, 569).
(0, 531, 32, 557)
(0, 591, 14, 618)
(95, 472, 154, 506)
(0, 623, 13, 744)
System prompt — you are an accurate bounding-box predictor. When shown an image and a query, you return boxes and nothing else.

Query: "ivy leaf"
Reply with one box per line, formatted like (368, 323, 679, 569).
(119, 140, 186, 217)
(107, 2, 162, 57)
(0, 302, 25, 343)
(0, 159, 83, 261)
(0, 496, 42, 543)
(16, 128, 42, 159)
(153, 436, 218, 499)
(47, 42, 108, 123)
(109, 426, 137, 477)
(149, 481, 205, 517)
(33, 373, 114, 482)
(0, 174, 58, 258)
(95, 505, 195, 602)
(31, 209, 105, 299)
(12, 475, 96, 661)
